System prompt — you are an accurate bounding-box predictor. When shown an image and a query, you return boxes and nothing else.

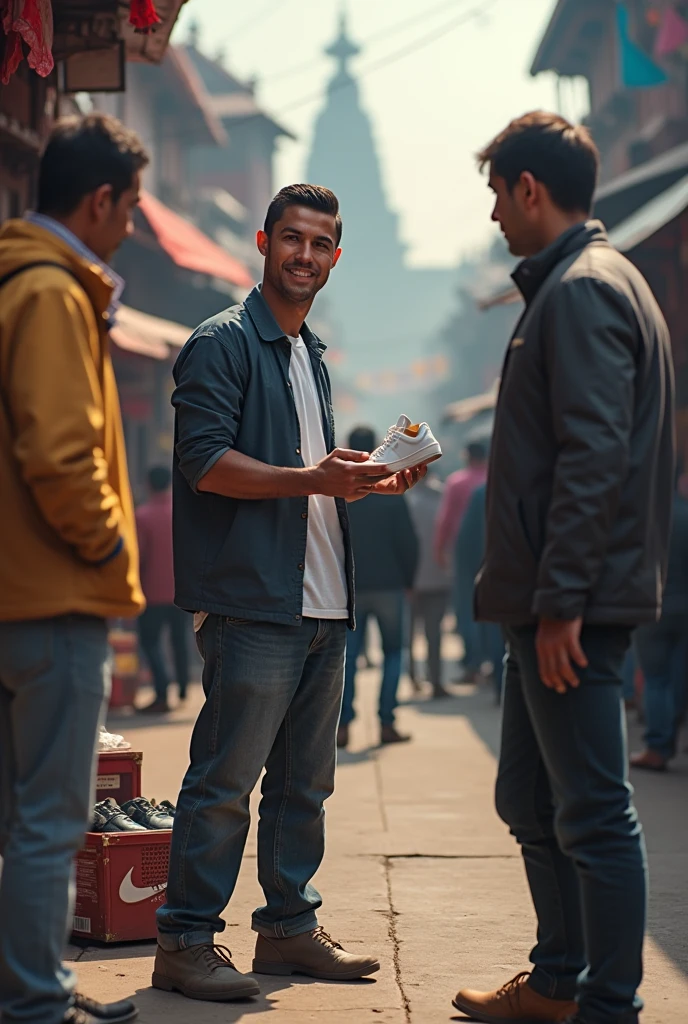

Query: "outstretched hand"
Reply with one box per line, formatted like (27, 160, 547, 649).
(370, 463, 428, 495)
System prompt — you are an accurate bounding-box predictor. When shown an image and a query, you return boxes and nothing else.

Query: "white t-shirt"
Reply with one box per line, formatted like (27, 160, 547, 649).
(288, 335, 348, 619)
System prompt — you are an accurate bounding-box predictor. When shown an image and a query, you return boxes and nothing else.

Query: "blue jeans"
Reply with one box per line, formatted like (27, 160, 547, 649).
(0, 616, 110, 1024)
(498, 626, 645, 1024)
(454, 572, 479, 671)
(340, 590, 404, 728)
(634, 614, 688, 760)
(157, 615, 346, 946)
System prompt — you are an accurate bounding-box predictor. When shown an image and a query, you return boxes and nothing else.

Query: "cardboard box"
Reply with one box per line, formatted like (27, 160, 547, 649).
(96, 751, 142, 806)
(73, 829, 171, 942)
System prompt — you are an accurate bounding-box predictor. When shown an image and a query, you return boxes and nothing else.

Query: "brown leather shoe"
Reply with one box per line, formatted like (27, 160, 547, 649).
(253, 926, 380, 980)
(452, 971, 577, 1023)
(380, 725, 411, 745)
(630, 749, 668, 772)
(152, 943, 260, 1002)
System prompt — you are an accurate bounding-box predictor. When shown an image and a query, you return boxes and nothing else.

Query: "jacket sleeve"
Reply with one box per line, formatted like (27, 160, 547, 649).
(8, 283, 124, 564)
(391, 496, 420, 588)
(533, 277, 637, 620)
(172, 332, 247, 493)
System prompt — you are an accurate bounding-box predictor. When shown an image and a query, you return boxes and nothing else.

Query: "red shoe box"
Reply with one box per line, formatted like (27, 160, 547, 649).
(72, 829, 172, 942)
(96, 751, 142, 806)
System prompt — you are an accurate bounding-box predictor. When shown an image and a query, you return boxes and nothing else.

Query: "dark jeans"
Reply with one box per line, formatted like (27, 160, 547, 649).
(341, 590, 404, 727)
(157, 615, 346, 946)
(410, 590, 448, 691)
(0, 616, 110, 1024)
(498, 625, 645, 1024)
(476, 622, 505, 700)
(454, 572, 479, 671)
(634, 614, 688, 760)
(138, 604, 190, 702)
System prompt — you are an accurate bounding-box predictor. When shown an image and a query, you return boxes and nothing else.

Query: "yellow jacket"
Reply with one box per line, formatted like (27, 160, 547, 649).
(0, 220, 144, 621)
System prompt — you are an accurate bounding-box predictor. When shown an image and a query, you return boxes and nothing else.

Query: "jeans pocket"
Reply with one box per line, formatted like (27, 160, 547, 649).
(0, 619, 54, 688)
(226, 617, 253, 627)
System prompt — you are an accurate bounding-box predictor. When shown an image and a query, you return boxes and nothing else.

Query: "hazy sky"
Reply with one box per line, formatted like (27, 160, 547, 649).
(173, 0, 575, 267)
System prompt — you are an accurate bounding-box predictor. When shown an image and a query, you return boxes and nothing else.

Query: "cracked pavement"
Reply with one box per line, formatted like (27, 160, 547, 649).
(68, 633, 688, 1022)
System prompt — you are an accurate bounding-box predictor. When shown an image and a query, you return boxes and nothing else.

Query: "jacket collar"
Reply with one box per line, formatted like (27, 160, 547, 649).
(512, 220, 610, 305)
(244, 284, 326, 355)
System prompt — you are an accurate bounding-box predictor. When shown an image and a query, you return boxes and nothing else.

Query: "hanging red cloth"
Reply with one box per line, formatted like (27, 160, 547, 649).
(1, 0, 53, 85)
(129, 0, 161, 33)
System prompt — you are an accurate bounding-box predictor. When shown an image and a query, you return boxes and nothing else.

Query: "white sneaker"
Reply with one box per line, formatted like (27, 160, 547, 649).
(368, 415, 442, 472)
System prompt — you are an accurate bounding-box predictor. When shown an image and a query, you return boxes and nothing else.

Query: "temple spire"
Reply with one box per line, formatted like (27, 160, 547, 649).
(325, 9, 360, 79)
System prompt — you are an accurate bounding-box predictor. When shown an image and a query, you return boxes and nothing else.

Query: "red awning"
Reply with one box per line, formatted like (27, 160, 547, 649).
(138, 191, 254, 289)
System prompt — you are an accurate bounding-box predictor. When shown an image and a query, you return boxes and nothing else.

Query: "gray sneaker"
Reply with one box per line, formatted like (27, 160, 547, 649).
(152, 943, 260, 1002)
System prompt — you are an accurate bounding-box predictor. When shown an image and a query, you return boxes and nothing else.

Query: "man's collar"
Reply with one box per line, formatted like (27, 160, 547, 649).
(244, 284, 326, 353)
(511, 219, 609, 304)
(25, 212, 125, 319)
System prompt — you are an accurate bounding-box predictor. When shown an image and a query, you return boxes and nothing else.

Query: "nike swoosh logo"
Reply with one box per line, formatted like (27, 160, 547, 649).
(118, 867, 167, 904)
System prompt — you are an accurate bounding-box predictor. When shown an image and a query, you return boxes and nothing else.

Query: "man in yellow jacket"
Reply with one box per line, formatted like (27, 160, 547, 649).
(0, 114, 147, 1024)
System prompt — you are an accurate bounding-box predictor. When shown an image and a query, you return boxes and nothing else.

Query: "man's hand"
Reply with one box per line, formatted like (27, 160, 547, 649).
(370, 463, 428, 495)
(535, 617, 588, 694)
(309, 448, 393, 499)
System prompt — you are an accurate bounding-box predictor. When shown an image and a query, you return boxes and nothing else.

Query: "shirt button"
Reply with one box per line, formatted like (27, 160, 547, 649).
(296, 447, 301, 455)
(298, 563, 304, 571)
(295, 614, 301, 621)
(301, 512, 308, 519)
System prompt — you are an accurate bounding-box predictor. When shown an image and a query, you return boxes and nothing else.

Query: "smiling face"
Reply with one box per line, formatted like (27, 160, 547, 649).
(257, 204, 341, 304)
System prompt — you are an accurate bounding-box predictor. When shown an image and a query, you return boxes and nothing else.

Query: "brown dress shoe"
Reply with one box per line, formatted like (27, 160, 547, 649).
(152, 943, 260, 1002)
(253, 926, 380, 980)
(380, 725, 411, 745)
(630, 749, 668, 772)
(452, 971, 577, 1023)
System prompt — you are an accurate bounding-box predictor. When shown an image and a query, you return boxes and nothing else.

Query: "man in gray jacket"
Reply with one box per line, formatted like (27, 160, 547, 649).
(453, 113, 674, 1024)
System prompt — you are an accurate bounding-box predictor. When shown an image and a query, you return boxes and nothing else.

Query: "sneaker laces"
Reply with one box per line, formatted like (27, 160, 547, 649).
(496, 971, 533, 1011)
(311, 926, 344, 951)
(191, 943, 238, 972)
(370, 426, 400, 460)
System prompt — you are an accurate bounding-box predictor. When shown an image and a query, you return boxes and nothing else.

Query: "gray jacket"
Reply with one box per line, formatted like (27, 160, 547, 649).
(475, 221, 674, 626)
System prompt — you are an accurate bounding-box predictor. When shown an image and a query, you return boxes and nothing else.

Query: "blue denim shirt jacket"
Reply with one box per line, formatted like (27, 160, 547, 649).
(171, 285, 354, 627)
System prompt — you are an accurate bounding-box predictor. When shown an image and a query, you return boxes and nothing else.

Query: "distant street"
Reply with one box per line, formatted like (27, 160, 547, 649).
(70, 632, 688, 1023)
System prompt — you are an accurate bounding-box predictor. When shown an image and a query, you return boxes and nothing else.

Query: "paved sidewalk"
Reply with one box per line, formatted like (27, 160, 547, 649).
(70, 643, 688, 1023)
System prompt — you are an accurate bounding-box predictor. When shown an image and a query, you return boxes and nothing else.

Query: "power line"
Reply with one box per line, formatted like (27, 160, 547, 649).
(217, 0, 282, 46)
(276, 0, 499, 115)
(263, 0, 473, 84)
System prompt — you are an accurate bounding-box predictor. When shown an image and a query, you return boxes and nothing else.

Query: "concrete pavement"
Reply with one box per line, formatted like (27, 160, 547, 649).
(69, 639, 688, 1023)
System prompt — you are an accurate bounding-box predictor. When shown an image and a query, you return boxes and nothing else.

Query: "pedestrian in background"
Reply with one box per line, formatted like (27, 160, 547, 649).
(455, 481, 504, 701)
(0, 114, 146, 1024)
(406, 468, 451, 698)
(338, 426, 419, 748)
(631, 480, 688, 772)
(434, 440, 488, 677)
(453, 112, 674, 1024)
(136, 465, 189, 713)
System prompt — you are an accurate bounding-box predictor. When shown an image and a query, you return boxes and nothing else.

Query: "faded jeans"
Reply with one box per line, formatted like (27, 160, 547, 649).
(0, 615, 110, 1024)
(157, 615, 346, 946)
(341, 590, 404, 727)
(498, 625, 645, 1024)
(634, 614, 688, 760)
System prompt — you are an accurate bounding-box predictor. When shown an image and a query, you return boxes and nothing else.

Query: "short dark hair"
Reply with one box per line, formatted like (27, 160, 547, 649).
(348, 426, 376, 453)
(148, 466, 171, 492)
(477, 111, 599, 214)
(264, 184, 343, 245)
(38, 113, 148, 216)
(466, 441, 488, 462)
